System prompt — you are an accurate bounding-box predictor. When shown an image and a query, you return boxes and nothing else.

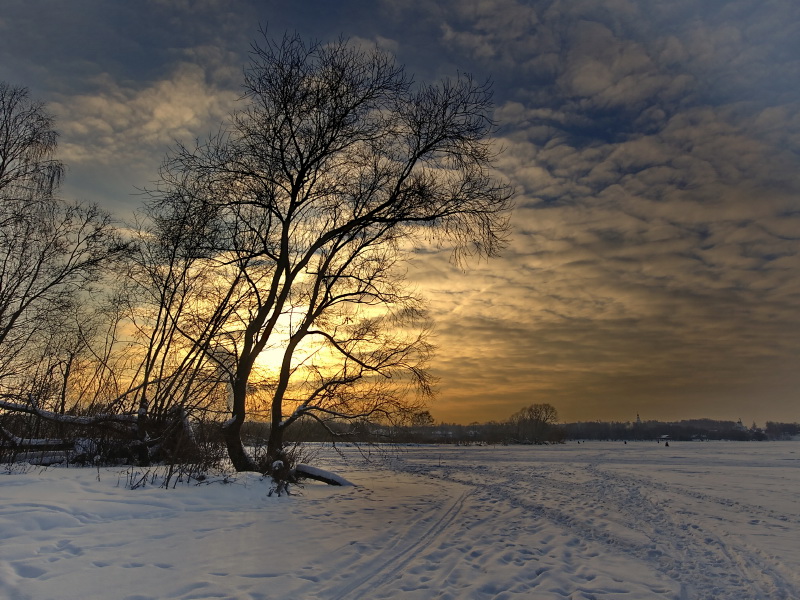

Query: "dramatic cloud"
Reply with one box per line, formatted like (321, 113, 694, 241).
(398, 0, 800, 423)
(50, 65, 236, 166)
(2, 0, 798, 423)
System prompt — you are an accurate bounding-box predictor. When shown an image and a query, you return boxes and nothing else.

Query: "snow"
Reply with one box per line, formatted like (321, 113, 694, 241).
(295, 463, 354, 486)
(1, 441, 799, 599)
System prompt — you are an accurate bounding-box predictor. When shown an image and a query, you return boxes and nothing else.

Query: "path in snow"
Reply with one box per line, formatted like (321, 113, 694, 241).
(378, 442, 800, 600)
(0, 442, 798, 599)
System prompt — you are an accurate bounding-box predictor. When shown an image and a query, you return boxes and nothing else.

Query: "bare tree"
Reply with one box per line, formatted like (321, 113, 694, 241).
(0, 82, 63, 204)
(120, 209, 238, 450)
(0, 83, 128, 433)
(411, 410, 436, 428)
(509, 403, 560, 444)
(146, 32, 514, 473)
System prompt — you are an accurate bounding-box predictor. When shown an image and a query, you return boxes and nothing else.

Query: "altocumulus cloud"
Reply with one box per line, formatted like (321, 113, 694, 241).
(0, 0, 797, 423)
(400, 0, 800, 423)
(0, 0, 245, 214)
(50, 64, 236, 167)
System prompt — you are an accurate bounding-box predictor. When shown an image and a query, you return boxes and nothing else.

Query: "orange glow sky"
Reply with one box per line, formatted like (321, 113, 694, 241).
(2, 0, 798, 425)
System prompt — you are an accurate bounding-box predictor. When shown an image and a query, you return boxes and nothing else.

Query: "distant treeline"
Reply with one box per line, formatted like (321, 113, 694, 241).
(401, 419, 799, 444)
(239, 416, 800, 445)
(562, 419, 774, 442)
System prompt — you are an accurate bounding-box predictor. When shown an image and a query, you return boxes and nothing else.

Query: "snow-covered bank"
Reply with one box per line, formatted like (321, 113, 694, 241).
(1, 441, 798, 599)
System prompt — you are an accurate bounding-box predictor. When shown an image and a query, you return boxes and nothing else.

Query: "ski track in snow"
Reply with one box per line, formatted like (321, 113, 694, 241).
(322, 490, 472, 600)
(583, 460, 800, 600)
(1, 442, 798, 599)
(381, 444, 800, 600)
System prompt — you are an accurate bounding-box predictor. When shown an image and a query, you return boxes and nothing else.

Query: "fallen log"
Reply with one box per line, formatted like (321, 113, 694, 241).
(0, 397, 138, 427)
(294, 463, 354, 486)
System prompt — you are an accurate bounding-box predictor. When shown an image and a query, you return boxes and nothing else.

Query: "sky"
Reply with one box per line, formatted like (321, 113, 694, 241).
(1, 0, 799, 425)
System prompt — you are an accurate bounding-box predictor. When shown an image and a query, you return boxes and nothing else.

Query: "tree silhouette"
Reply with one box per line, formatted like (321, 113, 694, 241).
(145, 31, 513, 473)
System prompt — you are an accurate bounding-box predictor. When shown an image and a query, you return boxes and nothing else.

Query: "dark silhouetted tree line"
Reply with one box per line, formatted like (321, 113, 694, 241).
(327, 413, 790, 445)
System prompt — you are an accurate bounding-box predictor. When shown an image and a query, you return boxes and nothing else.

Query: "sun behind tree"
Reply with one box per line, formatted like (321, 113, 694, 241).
(143, 30, 514, 476)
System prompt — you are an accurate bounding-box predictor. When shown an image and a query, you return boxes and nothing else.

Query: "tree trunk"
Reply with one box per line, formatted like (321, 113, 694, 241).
(266, 423, 284, 470)
(266, 371, 292, 478)
(224, 376, 257, 472)
(223, 417, 256, 472)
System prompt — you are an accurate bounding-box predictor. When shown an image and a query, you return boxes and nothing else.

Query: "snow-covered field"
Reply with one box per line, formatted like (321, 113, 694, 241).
(1, 441, 799, 600)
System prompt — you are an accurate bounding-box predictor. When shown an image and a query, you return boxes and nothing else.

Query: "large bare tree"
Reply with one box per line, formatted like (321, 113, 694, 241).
(146, 32, 514, 473)
(0, 83, 125, 394)
(0, 82, 132, 456)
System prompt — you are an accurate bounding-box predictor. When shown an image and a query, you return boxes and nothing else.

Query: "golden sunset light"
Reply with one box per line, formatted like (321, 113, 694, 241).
(3, 4, 800, 600)
(2, 0, 798, 428)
